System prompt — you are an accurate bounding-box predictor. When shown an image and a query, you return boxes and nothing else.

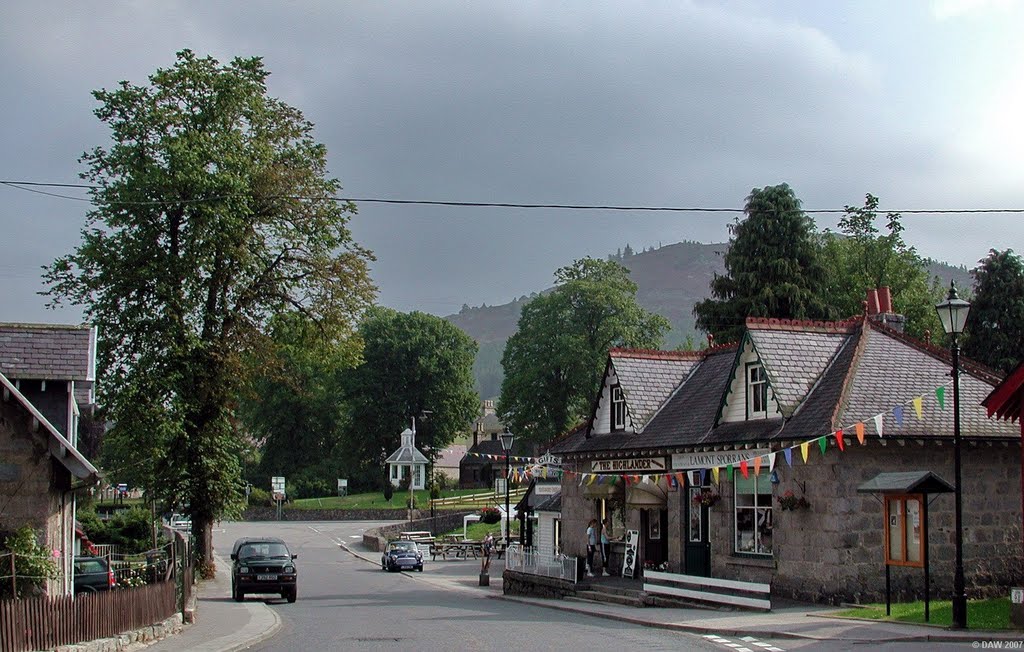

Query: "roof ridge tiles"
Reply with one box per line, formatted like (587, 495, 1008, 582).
(609, 347, 704, 360)
(745, 316, 860, 333)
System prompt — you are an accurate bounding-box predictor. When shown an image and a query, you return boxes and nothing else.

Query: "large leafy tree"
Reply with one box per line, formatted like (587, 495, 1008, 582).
(820, 194, 943, 338)
(963, 249, 1024, 373)
(237, 312, 363, 498)
(342, 308, 480, 490)
(44, 51, 376, 569)
(498, 258, 669, 444)
(693, 184, 831, 343)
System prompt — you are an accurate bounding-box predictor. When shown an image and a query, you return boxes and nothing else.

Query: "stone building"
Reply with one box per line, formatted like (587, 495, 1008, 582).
(550, 307, 1021, 604)
(0, 323, 101, 595)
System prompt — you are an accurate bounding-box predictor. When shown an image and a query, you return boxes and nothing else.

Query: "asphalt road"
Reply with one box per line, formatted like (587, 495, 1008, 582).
(214, 521, 725, 652)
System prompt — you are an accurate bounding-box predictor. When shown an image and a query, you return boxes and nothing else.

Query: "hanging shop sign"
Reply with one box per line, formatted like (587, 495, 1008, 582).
(591, 457, 667, 473)
(534, 482, 560, 496)
(622, 529, 639, 578)
(672, 449, 771, 470)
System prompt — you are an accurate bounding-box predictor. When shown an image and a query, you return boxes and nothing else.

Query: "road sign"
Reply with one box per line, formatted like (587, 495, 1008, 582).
(338, 479, 348, 497)
(271, 476, 286, 497)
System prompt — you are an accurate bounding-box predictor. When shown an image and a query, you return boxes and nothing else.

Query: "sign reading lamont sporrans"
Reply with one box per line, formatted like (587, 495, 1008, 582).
(591, 457, 667, 473)
(671, 449, 771, 470)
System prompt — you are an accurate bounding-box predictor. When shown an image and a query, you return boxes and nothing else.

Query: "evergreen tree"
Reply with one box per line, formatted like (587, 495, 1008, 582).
(693, 184, 831, 343)
(963, 249, 1024, 373)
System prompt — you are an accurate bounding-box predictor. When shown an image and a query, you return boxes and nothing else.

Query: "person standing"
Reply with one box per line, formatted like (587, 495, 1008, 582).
(601, 518, 612, 573)
(481, 531, 494, 573)
(586, 519, 598, 576)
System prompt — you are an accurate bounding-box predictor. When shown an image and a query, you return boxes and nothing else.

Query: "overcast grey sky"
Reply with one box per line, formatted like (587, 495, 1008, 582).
(2, 1, 1022, 324)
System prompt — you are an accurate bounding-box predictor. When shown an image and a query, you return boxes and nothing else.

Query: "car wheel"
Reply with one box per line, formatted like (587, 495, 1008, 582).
(286, 587, 297, 603)
(417, 565, 423, 572)
(233, 583, 244, 602)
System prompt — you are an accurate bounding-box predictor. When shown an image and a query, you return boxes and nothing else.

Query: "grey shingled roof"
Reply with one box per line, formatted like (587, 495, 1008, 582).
(840, 325, 1018, 439)
(610, 350, 700, 430)
(385, 446, 429, 464)
(534, 492, 562, 512)
(0, 323, 97, 382)
(748, 325, 850, 417)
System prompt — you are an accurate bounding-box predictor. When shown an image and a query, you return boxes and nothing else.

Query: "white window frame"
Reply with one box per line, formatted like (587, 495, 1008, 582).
(611, 385, 627, 430)
(553, 517, 562, 555)
(733, 474, 773, 556)
(747, 363, 768, 418)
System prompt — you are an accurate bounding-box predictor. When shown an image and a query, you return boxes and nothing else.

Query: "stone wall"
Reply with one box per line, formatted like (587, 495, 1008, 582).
(244, 507, 428, 521)
(0, 395, 62, 538)
(561, 438, 1023, 606)
(361, 511, 474, 552)
(502, 569, 578, 599)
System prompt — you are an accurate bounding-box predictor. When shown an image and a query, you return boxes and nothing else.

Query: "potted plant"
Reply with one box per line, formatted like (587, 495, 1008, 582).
(480, 506, 501, 524)
(692, 489, 721, 508)
(777, 489, 811, 511)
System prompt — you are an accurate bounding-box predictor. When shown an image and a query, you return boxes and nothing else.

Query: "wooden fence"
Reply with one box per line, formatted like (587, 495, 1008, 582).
(0, 581, 175, 652)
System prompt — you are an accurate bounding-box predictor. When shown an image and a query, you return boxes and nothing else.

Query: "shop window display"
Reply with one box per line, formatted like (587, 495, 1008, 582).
(734, 475, 772, 555)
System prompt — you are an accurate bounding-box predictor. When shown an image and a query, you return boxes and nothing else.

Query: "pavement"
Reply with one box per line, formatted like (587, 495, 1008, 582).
(143, 540, 1023, 650)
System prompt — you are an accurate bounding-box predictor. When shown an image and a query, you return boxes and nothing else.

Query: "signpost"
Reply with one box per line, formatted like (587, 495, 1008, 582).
(271, 476, 286, 521)
(338, 479, 348, 497)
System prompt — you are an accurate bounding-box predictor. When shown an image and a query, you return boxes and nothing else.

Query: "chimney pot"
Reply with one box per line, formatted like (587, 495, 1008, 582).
(866, 289, 879, 315)
(878, 286, 892, 313)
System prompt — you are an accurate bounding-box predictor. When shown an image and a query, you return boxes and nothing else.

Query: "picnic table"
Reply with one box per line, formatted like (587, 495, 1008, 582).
(429, 540, 481, 560)
(398, 531, 434, 544)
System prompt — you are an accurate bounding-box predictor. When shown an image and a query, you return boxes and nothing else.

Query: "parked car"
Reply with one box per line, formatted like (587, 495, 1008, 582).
(168, 514, 191, 530)
(74, 556, 116, 594)
(381, 540, 424, 572)
(230, 537, 297, 603)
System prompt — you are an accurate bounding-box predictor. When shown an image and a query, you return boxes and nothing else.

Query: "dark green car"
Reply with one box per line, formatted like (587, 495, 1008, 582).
(230, 537, 297, 603)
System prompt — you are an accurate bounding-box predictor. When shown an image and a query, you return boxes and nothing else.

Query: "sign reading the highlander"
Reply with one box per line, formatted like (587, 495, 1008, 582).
(671, 449, 771, 470)
(591, 457, 667, 473)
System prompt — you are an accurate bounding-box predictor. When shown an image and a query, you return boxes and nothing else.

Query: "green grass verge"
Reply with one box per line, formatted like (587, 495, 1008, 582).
(833, 597, 1011, 629)
(288, 488, 491, 510)
(441, 520, 520, 541)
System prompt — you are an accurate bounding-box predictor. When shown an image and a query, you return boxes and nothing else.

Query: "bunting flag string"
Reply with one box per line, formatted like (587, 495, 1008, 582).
(913, 397, 923, 420)
(855, 422, 865, 445)
(936, 386, 946, 409)
(836, 429, 845, 452)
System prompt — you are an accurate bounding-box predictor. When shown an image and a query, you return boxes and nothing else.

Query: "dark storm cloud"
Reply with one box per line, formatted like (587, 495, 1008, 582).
(0, 2, 1015, 322)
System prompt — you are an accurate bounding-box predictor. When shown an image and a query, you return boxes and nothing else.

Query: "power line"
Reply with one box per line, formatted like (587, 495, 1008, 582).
(2, 179, 1024, 215)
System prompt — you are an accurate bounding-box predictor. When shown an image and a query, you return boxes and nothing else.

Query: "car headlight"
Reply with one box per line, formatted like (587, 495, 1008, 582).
(284, 565, 294, 573)
(415, 553, 422, 560)
(239, 566, 249, 574)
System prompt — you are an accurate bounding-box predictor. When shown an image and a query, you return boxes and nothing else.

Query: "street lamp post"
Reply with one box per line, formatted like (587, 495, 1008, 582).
(936, 280, 971, 630)
(499, 427, 515, 545)
(420, 410, 434, 532)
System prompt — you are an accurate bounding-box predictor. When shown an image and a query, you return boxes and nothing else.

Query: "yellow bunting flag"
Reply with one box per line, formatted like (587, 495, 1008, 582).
(753, 455, 762, 475)
(855, 422, 865, 445)
(913, 397, 923, 420)
(712, 467, 720, 484)
(800, 442, 810, 463)
(586, 474, 596, 485)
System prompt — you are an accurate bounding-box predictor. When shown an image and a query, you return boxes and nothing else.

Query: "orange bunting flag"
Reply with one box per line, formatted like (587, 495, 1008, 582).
(675, 472, 686, 487)
(836, 429, 845, 451)
(753, 455, 762, 475)
(740, 460, 749, 478)
(913, 397, 923, 420)
(855, 422, 865, 445)
(800, 442, 810, 463)
(712, 467, 720, 484)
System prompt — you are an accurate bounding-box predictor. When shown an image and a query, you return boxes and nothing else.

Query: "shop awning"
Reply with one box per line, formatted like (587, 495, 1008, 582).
(626, 477, 668, 509)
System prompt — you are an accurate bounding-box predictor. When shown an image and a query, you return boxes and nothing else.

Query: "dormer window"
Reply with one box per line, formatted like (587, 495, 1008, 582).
(747, 363, 768, 418)
(611, 385, 627, 430)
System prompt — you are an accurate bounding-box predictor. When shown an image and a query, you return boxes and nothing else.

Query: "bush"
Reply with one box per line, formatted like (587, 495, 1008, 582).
(0, 526, 61, 599)
(79, 507, 161, 553)
(383, 481, 394, 503)
(248, 487, 271, 507)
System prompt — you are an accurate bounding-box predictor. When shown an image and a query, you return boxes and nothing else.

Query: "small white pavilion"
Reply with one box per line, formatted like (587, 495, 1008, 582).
(386, 423, 429, 490)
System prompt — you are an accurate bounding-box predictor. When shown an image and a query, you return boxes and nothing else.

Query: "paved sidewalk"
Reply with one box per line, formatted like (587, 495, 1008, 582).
(339, 539, 1023, 645)
(142, 553, 281, 652)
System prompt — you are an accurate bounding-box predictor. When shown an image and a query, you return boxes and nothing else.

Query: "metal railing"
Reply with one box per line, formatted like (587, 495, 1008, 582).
(505, 544, 577, 584)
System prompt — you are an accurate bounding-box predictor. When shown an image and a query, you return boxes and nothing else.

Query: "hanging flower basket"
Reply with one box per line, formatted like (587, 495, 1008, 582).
(692, 489, 721, 508)
(479, 506, 501, 524)
(777, 490, 811, 511)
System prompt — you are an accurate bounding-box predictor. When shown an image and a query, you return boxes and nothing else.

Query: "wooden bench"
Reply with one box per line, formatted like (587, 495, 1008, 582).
(429, 541, 481, 560)
(643, 570, 771, 611)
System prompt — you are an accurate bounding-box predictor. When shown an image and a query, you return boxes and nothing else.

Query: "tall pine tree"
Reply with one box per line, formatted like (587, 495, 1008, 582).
(694, 184, 831, 343)
(963, 249, 1024, 373)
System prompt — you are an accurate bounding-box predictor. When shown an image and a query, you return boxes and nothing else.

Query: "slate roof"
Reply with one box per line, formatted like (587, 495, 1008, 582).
(555, 315, 1016, 459)
(839, 324, 1018, 439)
(747, 320, 854, 417)
(461, 438, 530, 464)
(0, 323, 97, 382)
(434, 445, 467, 468)
(609, 349, 701, 430)
(385, 445, 428, 465)
(534, 492, 562, 512)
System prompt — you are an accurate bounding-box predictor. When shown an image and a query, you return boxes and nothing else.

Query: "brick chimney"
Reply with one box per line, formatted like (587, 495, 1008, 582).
(865, 286, 906, 332)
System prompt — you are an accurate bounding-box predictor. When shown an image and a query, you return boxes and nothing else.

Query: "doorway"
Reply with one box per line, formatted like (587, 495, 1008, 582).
(642, 509, 668, 569)
(684, 485, 711, 576)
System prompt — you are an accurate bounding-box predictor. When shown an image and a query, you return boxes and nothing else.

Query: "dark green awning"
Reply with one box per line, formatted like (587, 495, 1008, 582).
(857, 471, 954, 495)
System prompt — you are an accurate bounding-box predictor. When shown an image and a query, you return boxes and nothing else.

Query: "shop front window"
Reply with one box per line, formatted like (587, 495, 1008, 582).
(734, 475, 772, 555)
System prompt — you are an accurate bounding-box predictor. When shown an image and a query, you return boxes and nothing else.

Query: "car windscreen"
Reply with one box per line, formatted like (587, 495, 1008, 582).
(238, 542, 290, 559)
(389, 542, 417, 553)
(75, 559, 106, 573)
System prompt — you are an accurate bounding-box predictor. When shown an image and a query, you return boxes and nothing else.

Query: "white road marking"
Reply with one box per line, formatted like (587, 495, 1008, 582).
(705, 634, 784, 652)
(349, 535, 361, 538)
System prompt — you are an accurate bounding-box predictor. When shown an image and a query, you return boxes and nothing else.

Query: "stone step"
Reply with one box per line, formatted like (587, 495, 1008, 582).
(570, 590, 647, 608)
(576, 583, 647, 599)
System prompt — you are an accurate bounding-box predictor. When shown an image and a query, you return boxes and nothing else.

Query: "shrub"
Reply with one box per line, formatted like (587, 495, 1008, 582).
(0, 526, 62, 599)
(383, 481, 394, 503)
(248, 487, 271, 507)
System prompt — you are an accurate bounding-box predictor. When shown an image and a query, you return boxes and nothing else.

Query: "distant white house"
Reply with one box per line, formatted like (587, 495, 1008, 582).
(386, 425, 429, 490)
